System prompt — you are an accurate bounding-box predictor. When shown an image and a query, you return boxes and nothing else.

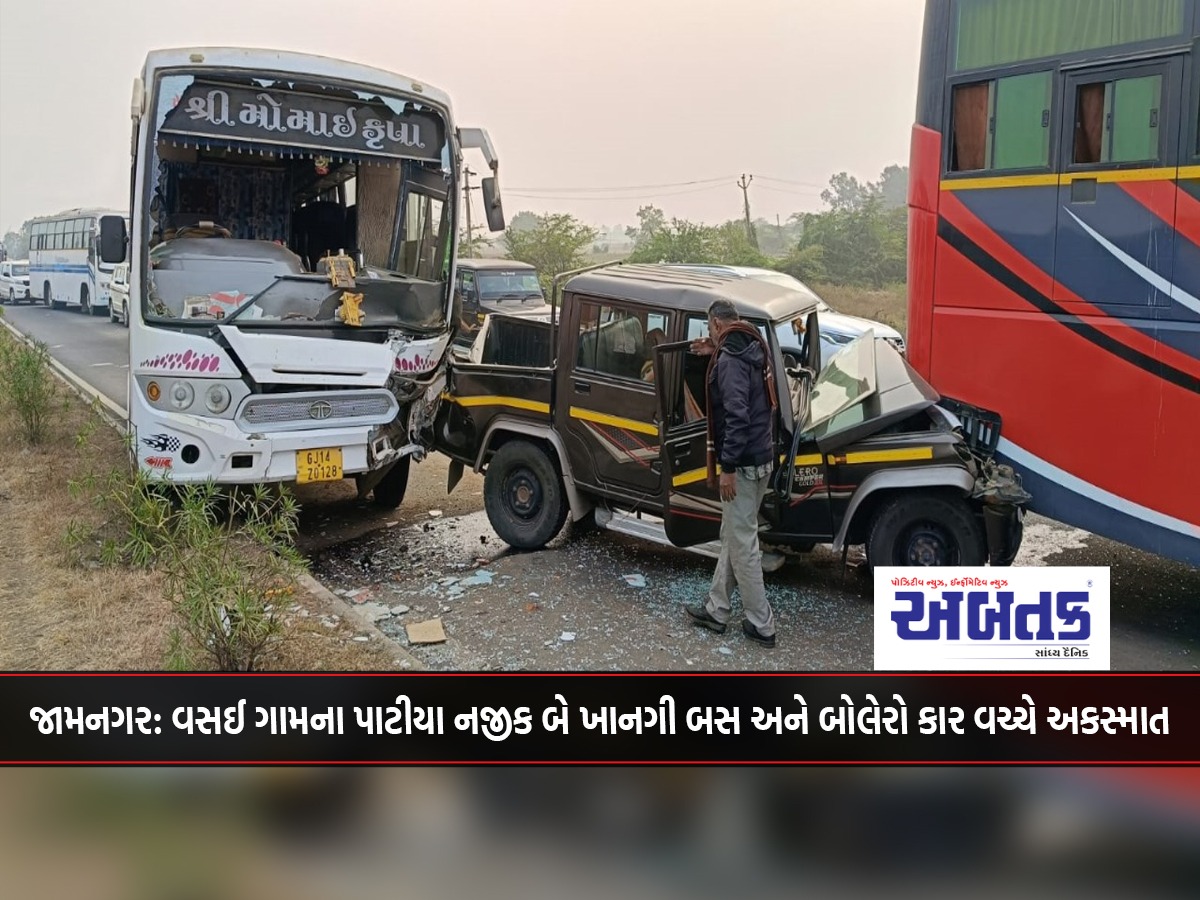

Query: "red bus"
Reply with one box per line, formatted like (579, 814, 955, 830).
(908, 0, 1200, 567)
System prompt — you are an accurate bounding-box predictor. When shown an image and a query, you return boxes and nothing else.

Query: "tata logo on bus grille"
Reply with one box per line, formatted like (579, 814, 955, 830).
(873, 567, 1110, 671)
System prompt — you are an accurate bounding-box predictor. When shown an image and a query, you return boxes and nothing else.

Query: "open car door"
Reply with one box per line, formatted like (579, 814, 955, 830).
(653, 340, 722, 548)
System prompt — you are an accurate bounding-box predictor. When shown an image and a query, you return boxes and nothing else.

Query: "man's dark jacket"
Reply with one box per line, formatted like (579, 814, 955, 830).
(708, 330, 774, 474)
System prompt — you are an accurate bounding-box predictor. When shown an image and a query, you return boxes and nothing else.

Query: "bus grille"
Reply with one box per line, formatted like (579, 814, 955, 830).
(236, 390, 399, 432)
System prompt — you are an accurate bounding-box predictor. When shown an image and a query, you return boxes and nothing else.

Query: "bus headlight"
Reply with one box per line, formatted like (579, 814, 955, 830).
(205, 383, 232, 414)
(169, 381, 195, 411)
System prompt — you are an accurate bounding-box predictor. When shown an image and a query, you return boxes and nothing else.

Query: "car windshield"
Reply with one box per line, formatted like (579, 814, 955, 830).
(805, 330, 878, 432)
(10, 264, 28, 277)
(478, 272, 542, 298)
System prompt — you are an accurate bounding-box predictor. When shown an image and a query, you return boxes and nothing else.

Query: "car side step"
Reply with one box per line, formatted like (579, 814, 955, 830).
(593, 509, 787, 573)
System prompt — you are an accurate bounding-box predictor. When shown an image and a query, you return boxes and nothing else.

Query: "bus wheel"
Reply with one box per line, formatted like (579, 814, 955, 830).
(866, 493, 987, 568)
(484, 440, 568, 551)
(371, 456, 411, 509)
(80, 286, 90, 314)
(44, 283, 54, 308)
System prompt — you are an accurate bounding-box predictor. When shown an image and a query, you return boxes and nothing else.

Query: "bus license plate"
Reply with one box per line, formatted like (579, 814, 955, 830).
(296, 448, 343, 484)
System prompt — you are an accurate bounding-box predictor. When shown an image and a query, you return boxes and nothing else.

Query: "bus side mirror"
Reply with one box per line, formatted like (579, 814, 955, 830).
(481, 177, 505, 232)
(99, 216, 127, 264)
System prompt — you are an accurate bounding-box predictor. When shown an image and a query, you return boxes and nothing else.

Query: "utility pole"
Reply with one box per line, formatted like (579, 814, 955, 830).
(738, 174, 759, 250)
(462, 166, 476, 250)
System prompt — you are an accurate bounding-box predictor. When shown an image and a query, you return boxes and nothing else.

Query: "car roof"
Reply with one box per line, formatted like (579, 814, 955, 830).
(565, 263, 819, 322)
(456, 258, 537, 271)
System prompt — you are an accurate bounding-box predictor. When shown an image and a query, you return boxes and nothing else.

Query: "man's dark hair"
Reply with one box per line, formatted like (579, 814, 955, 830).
(707, 298, 738, 323)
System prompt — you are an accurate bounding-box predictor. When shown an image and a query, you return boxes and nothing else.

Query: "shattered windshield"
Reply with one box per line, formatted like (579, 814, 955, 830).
(805, 330, 878, 432)
(142, 70, 455, 330)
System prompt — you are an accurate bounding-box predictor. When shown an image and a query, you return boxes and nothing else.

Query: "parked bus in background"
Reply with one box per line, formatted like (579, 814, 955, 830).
(29, 208, 128, 313)
(99, 47, 503, 509)
(908, 0, 1200, 566)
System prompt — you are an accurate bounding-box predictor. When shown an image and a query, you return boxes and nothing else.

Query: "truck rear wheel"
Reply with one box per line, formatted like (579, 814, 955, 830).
(867, 493, 987, 568)
(371, 456, 410, 509)
(484, 440, 568, 550)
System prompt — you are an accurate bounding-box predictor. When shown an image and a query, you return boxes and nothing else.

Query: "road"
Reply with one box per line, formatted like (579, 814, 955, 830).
(5, 304, 1197, 670)
(2, 301, 129, 410)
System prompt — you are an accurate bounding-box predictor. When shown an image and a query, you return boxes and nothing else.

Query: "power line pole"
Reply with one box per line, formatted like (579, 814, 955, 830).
(738, 174, 759, 250)
(463, 166, 475, 248)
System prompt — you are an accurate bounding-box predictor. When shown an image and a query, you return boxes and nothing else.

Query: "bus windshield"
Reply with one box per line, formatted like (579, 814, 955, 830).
(143, 72, 455, 330)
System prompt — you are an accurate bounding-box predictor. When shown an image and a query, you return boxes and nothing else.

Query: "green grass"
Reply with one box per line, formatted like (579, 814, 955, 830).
(812, 283, 908, 335)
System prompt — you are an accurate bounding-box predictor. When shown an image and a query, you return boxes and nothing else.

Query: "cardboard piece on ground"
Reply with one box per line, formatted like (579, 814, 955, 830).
(406, 618, 446, 644)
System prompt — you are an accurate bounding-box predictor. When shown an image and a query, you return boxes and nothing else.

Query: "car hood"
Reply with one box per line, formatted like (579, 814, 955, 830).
(819, 309, 902, 342)
(480, 298, 554, 321)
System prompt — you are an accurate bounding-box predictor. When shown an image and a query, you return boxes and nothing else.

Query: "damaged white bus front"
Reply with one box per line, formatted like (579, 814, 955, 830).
(101, 48, 503, 507)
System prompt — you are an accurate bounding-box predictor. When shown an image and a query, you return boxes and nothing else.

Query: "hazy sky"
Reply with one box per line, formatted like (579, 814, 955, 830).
(0, 0, 926, 234)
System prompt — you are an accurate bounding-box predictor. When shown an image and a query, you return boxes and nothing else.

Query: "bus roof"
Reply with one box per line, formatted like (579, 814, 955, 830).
(29, 208, 126, 223)
(140, 48, 454, 112)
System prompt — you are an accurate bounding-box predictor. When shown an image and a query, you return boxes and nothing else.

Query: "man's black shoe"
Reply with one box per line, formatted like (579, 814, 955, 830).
(685, 603, 727, 634)
(742, 620, 776, 648)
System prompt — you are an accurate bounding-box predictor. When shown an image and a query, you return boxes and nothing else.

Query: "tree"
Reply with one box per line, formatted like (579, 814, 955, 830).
(3, 221, 31, 260)
(625, 205, 666, 249)
(503, 213, 598, 290)
(878, 165, 909, 210)
(821, 172, 874, 212)
(507, 210, 540, 234)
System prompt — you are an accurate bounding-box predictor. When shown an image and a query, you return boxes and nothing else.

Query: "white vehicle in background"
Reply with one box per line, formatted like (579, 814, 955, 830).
(28, 208, 128, 313)
(101, 47, 504, 509)
(667, 264, 907, 361)
(0, 259, 31, 304)
(108, 262, 130, 326)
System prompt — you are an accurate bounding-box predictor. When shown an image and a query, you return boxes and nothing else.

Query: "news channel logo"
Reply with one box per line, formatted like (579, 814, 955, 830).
(873, 567, 1110, 670)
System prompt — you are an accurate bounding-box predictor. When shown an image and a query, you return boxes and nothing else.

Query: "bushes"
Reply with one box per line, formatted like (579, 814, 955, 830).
(69, 470, 306, 672)
(0, 320, 62, 445)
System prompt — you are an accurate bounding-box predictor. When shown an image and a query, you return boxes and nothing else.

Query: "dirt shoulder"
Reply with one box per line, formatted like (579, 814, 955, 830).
(0, 324, 412, 671)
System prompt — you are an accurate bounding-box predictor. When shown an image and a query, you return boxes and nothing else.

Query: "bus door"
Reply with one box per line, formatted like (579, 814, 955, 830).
(1054, 58, 1185, 318)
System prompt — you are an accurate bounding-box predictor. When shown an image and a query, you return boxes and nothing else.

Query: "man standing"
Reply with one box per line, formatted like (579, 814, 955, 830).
(685, 299, 779, 647)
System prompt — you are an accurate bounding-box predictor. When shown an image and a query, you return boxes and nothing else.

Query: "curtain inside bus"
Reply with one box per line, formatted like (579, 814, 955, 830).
(956, 0, 1186, 71)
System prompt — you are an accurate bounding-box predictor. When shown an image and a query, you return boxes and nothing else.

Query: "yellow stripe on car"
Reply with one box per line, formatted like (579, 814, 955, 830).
(827, 447, 935, 465)
(443, 394, 551, 414)
(569, 406, 658, 436)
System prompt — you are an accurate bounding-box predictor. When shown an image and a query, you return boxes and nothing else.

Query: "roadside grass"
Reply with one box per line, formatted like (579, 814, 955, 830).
(0, 319, 399, 671)
(814, 282, 908, 335)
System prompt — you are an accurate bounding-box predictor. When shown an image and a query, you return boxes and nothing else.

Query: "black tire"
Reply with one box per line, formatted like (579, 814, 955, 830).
(81, 285, 90, 315)
(484, 440, 568, 550)
(867, 492, 987, 568)
(371, 456, 410, 509)
(44, 282, 53, 307)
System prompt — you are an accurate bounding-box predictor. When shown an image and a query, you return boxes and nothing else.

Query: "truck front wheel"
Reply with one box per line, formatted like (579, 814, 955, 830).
(867, 493, 987, 568)
(484, 440, 568, 550)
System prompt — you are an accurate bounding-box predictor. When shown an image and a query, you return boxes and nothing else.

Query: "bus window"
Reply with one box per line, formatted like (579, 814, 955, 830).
(951, 71, 1051, 172)
(1072, 74, 1163, 165)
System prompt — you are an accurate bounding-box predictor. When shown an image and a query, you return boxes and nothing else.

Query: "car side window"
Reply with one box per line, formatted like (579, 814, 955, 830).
(576, 300, 650, 382)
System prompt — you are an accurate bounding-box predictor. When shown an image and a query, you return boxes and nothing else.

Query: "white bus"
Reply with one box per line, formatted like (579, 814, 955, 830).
(100, 47, 504, 508)
(29, 208, 128, 313)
